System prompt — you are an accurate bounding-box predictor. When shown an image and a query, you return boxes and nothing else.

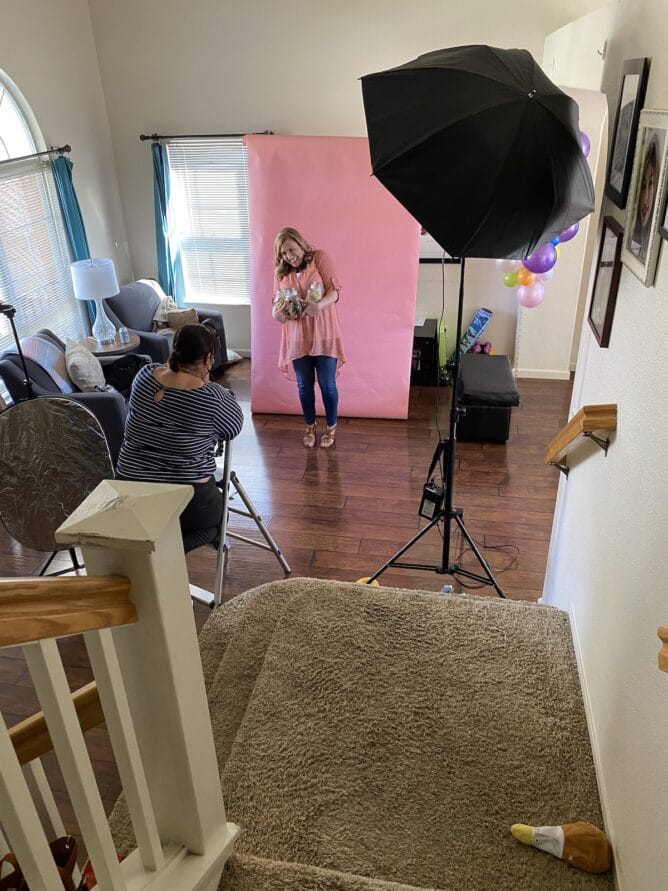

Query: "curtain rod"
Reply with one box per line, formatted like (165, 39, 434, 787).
(140, 131, 271, 142)
(0, 144, 71, 168)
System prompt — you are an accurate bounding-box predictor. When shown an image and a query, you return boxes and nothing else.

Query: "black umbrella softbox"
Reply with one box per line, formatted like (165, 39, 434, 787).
(361, 45, 595, 258)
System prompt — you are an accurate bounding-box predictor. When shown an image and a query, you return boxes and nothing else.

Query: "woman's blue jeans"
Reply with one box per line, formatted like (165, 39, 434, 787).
(292, 355, 338, 427)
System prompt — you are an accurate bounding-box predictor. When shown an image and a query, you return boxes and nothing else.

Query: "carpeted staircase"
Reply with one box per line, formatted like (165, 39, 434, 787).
(111, 579, 614, 890)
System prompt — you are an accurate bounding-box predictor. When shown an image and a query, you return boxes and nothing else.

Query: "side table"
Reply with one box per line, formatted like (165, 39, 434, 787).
(78, 334, 140, 357)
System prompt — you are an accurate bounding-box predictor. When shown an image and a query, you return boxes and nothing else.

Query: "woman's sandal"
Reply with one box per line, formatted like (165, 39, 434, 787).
(303, 422, 317, 449)
(320, 425, 337, 449)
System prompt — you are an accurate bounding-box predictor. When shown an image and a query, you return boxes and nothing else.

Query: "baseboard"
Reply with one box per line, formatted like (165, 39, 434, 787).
(513, 367, 571, 380)
(568, 605, 621, 890)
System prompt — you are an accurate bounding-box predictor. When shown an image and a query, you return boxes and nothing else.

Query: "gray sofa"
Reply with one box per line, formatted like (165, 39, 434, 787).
(104, 280, 228, 370)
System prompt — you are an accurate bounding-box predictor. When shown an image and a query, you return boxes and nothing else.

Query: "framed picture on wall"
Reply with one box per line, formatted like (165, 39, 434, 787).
(621, 110, 668, 287)
(660, 187, 668, 241)
(605, 58, 650, 208)
(588, 217, 623, 348)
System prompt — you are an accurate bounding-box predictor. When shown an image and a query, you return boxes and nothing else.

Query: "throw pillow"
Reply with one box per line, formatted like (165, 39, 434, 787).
(65, 339, 109, 392)
(152, 293, 178, 329)
(167, 308, 199, 330)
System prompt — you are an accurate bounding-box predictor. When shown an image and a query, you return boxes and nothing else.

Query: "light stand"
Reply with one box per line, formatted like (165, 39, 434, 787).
(0, 301, 35, 400)
(366, 257, 505, 597)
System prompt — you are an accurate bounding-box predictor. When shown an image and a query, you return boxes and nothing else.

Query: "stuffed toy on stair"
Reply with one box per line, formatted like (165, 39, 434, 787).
(511, 821, 612, 874)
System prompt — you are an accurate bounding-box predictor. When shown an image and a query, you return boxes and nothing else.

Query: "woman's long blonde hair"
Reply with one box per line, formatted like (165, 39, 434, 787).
(274, 227, 314, 278)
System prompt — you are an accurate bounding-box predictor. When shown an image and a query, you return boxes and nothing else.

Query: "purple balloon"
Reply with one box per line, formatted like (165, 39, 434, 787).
(523, 242, 557, 275)
(559, 222, 579, 243)
(579, 130, 591, 157)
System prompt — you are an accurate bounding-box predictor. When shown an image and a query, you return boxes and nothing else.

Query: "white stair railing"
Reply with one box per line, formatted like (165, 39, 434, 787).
(0, 479, 239, 890)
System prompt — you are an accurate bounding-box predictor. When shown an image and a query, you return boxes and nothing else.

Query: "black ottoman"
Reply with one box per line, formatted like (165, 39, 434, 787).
(456, 354, 520, 443)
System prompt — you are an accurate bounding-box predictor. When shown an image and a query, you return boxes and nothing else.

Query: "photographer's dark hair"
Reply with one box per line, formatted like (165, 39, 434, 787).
(168, 324, 216, 372)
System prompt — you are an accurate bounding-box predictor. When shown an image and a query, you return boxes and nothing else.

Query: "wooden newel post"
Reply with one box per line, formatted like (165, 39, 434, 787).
(56, 480, 238, 877)
(658, 627, 668, 674)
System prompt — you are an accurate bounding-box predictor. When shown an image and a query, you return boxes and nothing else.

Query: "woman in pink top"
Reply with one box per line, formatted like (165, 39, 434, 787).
(272, 227, 345, 448)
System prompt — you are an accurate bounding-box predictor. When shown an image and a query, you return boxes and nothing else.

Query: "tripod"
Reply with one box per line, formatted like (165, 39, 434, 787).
(189, 440, 291, 608)
(367, 257, 504, 597)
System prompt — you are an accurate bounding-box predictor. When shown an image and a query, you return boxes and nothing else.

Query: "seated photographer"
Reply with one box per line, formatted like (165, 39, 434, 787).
(116, 324, 243, 552)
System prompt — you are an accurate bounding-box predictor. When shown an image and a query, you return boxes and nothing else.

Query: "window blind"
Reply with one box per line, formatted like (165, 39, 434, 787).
(165, 138, 250, 306)
(0, 161, 85, 353)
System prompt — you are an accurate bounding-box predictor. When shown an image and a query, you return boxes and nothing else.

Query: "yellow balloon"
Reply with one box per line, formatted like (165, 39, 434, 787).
(555, 245, 561, 258)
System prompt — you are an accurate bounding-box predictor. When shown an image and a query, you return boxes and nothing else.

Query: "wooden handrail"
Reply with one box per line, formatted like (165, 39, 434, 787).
(9, 681, 104, 765)
(0, 576, 136, 648)
(545, 404, 617, 470)
(659, 627, 668, 673)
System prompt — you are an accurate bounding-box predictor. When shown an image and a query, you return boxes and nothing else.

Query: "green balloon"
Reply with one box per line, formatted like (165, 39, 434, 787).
(503, 272, 518, 287)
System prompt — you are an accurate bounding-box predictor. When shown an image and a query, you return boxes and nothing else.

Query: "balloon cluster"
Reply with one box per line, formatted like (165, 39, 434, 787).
(495, 131, 590, 309)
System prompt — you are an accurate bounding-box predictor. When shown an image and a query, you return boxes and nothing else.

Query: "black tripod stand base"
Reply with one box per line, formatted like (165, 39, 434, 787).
(366, 444, 505, 597)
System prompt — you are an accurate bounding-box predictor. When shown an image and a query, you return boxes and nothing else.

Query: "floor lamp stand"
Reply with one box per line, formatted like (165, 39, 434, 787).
(0, 301, 35, 400)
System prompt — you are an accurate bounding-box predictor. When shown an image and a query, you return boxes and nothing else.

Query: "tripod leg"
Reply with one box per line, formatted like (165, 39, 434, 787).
(212, 445, 233, 606)
(229, 472, 291, 575)
(38, 551, 58, 576)
(452, 513, 505, 598)
(366, 514, 444, 583)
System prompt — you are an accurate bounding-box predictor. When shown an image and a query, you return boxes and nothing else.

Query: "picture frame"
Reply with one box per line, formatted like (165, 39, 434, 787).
(660, 186, 668, 241)
(605, 58, 650, 209)
(588, 217, 623, 348)
(621, 109, 668, 287)
(419, 228, 457, 264)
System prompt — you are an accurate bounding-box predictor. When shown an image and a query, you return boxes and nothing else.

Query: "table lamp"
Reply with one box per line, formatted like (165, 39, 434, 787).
(70, 258, 119, 345)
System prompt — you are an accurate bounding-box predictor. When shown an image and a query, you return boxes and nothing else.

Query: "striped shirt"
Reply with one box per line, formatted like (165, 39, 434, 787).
(117, 364, 244, 482)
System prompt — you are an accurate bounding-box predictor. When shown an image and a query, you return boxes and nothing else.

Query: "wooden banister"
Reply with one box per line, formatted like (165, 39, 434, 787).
(658, 627, 668, 673)
(545, 404, 617, 474)
(9, 681, 104, 765)
(0, 576, 136, 648)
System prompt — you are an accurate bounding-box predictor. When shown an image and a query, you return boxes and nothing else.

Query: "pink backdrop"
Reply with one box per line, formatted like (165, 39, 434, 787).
(246, 134, 420, 419)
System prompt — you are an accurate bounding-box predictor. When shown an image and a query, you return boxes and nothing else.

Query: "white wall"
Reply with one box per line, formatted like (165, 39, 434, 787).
(543, 0, 618, 91)
(0, 0, 131, 286)
(543, 1, 668, 887)
(513, 88, 608, 379)
(86, 0, 594, 354)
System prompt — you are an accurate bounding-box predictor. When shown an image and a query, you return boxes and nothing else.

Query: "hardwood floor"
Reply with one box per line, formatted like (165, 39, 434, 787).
(0, 359, 571, 851)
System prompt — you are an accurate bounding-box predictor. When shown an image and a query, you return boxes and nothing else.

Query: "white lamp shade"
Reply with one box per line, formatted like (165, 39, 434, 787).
(70, 258, 119, 301)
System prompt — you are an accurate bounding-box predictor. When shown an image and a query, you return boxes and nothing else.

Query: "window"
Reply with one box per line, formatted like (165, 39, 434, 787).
(165, 138, 250, 306)
(0, 75, 85, 362)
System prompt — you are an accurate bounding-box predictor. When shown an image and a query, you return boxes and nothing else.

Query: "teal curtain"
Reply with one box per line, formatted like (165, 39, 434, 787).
(152, 142, 183, 301)
(50, 156, 95, 325)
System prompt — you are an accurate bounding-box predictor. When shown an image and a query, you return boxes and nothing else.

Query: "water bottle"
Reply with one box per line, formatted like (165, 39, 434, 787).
(118, 326, 130, 344)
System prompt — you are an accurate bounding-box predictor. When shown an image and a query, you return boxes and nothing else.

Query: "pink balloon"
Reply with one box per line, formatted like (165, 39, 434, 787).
(495, 258, 522, 272)
(539, 268, 555, 281)
(517, 282, 545, 308)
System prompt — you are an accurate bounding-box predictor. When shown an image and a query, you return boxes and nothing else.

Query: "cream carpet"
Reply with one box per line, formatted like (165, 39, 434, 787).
(111, 578, 614, 890)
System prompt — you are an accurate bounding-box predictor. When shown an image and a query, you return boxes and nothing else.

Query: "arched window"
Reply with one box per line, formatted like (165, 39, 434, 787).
(0, 73, 85, 364)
